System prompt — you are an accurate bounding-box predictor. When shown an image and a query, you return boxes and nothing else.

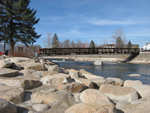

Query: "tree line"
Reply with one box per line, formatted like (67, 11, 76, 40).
(43, 31, 134, 49)
(0, 0, 40, 53)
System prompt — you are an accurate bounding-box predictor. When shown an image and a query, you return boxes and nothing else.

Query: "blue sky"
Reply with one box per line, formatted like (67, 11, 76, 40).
(29, 0, 150, 48)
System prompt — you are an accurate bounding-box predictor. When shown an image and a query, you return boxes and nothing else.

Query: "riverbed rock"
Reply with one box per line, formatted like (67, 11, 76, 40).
(131, 85, 150, 98)
(124, 80, 143, 87)
(31, 90, 75, 107)
(26, 63, 47, 71)
(0, 59, 13, 68)
(106, 77, 124, 86)
(32, 104, 50, 112)
(116, 97, 150, 113)
(0, 98, 17, 113)
(74, 77, 94, 88)
(0, 68, 18, 77)
(128, 74, 141, 77)
(10, 63, 22, 70)
(47, 65, 68, 74)
(0, 85, 24, 104)
(93, 60, 103, 65)
(57, 82, 87, 93)
(8, 57, 33, 63)
(65, 103, 115, 113)
(40, 74, 73, 86)
(100, 84, 139, 102)
(91, 78, 106, 87)
(80, 89, 111, 104)
(0, 77, 42, 90)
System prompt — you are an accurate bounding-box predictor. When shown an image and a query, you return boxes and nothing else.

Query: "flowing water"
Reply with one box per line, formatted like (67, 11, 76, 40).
(47, 58, 150, 85)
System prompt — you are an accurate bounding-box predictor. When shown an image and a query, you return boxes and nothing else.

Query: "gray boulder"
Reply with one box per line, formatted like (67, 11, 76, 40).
(93, 60, 103, 65)
(0, 68, 18, 77)
(0, 98, 17, 113)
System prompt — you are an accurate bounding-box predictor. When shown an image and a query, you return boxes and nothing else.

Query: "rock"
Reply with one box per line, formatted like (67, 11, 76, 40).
(0, 68, 18, 77)
(106, 77, 123, 86)
(32, 104, 50, 112)
(128, 74, 141, 77)
(0, 59, 13, 68)
(131, 85, 150, 98)
(0, 98, 17, 113)
(65, 103, 115, 113)
(74, 77, 94, 88)
(10, 63, 22, 70)
(93, 60, 103, 65)
(40, 74, 73, 86)
(80, 89, 111, 104)
(116, 97, 150, 113)
(0, 77, 42, 90)
(24, 69, 42, 78)
(124, 80, 143, 87)
(57, 82, 87, 93)
(100, 84, 139, 102)
(8, 57, 33, 63)
(74, 93, 81, 103)
(0, 85, 24, 104)
(31, 90, 75, 107)
(44, 105, 68, 113)
(26, 63, 47, 71)
(91, 78, 106, 87)
(47, 65, 68, 74)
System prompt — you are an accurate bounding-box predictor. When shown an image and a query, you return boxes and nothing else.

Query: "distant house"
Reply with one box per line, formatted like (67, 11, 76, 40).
(143, 43, 150, 51)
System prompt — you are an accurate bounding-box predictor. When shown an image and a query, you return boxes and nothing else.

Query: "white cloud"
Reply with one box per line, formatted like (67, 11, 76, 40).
(88, 19, 137, 26)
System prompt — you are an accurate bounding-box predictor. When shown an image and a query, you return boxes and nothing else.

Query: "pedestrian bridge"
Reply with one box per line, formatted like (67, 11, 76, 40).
(39, 48, 140, 55)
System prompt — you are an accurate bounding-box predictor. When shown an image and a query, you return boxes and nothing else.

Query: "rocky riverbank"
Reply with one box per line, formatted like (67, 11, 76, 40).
(44, 52, 150, 64)
(0, 56, 150, 113)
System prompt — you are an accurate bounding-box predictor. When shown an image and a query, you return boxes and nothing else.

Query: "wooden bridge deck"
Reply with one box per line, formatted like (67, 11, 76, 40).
(39, 48, 140, 55)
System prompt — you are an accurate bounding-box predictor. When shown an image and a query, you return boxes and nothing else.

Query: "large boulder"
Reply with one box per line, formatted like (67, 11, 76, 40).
(106, 77, 124, 86)
(0, 77, 42, 90)
(74, 77, 95, 88)
(116, 97, 150, 113)
(40, 74, 73, 86)
(8, 57, 33, 63)
(47, 65, 68, 74)
(131, 85, 150, 98)
(0, 68, 18, 77)
(0, 98, 17, 113)
(124, 80, 143, 87)
(91, 78, 106, 87)
(31, 90, 75, 107)
(57, 82, 87, 93)
(0, 85, 24, 104)
(26, 63, 47, 71)
(0, 59, 13, 68)
(100, 84, 139, 102)
(24, 69, 43, 79)
(93, 60, 103, 65)
(80, 89, 110, 103)
(65, 103, 115, 113)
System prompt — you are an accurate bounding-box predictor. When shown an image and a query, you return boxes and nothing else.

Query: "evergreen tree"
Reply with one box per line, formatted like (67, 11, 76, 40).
(0, 0, 41, 52)
(127, 40, 132, 48)
(52, 33, 59, 48)
(116, 36, 124, 48)
(89, 40, 95, 48)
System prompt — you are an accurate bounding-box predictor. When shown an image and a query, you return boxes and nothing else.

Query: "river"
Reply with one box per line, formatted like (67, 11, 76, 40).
(47, 58, 150, 85)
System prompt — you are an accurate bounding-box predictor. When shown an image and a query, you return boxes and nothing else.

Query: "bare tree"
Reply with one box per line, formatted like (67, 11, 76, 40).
(76, 40, 82, 48)
(112, 28, 127, 47)
(43, 33, 52, 48)
(63, 39, 70, 48)
(70, 40, 76, 48)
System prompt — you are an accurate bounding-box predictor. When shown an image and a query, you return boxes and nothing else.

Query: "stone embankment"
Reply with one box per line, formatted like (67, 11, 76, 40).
(0, 56, 150, 113)
(44, 52, 150, 64)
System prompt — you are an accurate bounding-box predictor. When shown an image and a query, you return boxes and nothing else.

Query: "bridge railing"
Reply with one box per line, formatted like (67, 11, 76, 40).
(39, 48, 140, 55)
